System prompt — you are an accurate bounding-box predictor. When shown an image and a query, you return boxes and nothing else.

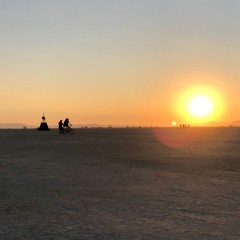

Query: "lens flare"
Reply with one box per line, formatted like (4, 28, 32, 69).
(153, 128, 202, 148)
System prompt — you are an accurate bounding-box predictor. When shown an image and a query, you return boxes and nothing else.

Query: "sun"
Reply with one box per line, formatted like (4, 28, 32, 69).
(176, 84, 224, 123)
(188, 95, 213, 117)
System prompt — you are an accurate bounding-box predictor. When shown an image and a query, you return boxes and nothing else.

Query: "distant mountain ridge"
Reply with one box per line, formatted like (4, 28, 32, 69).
(192, 120, 240, 127)
(0, 120, 240, 129)
(230, 120, 240, 126)
(0, 123, 36, 129)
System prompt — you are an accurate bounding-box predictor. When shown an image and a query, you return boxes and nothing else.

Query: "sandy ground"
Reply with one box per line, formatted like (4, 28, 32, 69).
(0, 127, 239, 240)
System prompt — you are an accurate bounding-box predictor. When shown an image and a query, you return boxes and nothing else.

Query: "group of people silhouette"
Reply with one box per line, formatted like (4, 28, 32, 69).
(180, 124, 190, 128)
(58, 118, 72, 134)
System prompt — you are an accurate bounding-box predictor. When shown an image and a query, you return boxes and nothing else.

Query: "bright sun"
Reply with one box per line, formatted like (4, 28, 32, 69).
(188, 95, 213, 117)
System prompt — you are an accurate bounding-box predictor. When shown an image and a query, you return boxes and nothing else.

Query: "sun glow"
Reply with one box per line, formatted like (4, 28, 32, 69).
(188, 95, 213, 117)
(176, 84, 224, 123)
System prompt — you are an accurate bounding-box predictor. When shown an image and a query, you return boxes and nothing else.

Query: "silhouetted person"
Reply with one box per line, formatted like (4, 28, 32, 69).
(58, 120, 64, 133)
(63, 118, 71, 129)
(42, 114, 46, 122)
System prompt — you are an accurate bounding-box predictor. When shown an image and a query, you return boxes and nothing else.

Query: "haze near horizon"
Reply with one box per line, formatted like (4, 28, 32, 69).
(1, 0, 240, 126)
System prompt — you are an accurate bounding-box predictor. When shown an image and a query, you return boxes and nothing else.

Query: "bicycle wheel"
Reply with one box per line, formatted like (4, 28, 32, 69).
(69, 129, 74, 135)
(63, 128, 68, 135)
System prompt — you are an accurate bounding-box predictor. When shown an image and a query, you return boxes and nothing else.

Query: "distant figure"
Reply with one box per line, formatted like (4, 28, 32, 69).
(58, 120, 64, 134)
(42, 113, 46, 122)
(63, 118, 71, 129)
(61, 118, 74, 135)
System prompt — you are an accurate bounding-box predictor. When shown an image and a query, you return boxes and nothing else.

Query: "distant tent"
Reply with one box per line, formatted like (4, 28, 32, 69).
(37, 113, 50, 131)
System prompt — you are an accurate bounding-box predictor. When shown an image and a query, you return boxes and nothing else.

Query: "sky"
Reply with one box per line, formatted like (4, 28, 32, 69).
(1, 0, 240, 126)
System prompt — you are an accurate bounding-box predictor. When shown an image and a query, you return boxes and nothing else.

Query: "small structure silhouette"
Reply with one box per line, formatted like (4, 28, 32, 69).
(38, 113, 50, 131)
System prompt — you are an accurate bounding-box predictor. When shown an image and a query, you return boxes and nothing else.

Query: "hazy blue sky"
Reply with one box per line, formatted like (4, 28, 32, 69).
(1, 0, 240, 126)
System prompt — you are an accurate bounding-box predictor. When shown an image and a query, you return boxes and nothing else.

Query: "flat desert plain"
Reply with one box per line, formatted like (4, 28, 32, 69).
(0, 127, 239, 239)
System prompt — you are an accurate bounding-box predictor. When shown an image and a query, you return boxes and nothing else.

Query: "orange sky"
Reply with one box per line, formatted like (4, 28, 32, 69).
(1, 1, 240, 127)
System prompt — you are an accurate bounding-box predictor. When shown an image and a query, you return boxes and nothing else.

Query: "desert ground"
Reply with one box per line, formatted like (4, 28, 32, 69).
(0, 127, 239, 239)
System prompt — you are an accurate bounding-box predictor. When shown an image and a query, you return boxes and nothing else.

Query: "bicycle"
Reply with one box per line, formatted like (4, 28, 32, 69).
(60, 126, 74, 135)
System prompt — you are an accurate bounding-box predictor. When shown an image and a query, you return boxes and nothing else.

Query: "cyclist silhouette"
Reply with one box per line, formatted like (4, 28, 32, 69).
(61, 118, 74, 135)
(63, 118, 71, 129)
